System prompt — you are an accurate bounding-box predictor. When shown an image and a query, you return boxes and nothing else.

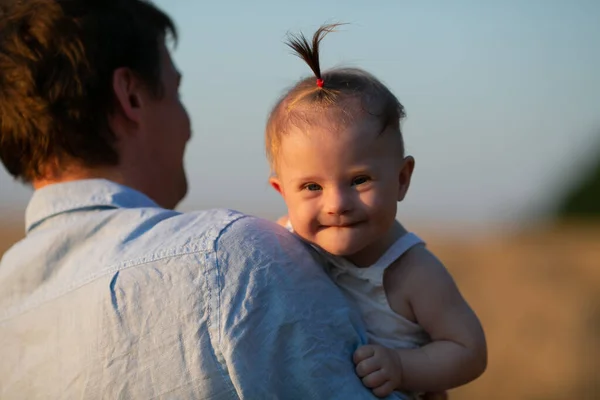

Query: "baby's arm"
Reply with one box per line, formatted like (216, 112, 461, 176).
(354, 245, 487, 395)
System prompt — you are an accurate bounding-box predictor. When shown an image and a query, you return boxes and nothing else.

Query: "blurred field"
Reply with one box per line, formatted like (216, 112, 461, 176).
(425, 222, 600, 400)
(1, 220, 599, 399)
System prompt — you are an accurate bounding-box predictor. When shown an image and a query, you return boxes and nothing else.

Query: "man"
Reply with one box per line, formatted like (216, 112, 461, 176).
(0, 1, 392, 398)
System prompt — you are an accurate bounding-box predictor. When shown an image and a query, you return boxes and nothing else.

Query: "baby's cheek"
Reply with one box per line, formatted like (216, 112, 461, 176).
(364, 193, 397, 225)
(360, 192, 385, 216)
(290, 203, 318, 236)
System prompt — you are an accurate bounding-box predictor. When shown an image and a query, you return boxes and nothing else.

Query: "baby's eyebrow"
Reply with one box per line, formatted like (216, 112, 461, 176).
(290, 175, 321, 184)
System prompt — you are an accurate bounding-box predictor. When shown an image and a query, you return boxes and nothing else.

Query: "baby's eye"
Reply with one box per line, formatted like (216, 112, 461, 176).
(352, 176, 370, 186)
(303, 183, 322, 191)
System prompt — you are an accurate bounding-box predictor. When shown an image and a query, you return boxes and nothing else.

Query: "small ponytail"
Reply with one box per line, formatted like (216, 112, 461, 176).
(285, 23, 344, 88)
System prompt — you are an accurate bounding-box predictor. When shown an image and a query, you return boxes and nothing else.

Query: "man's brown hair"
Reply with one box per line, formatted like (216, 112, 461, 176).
(265, 23, 407, 172)
(0, 0, 177, 182)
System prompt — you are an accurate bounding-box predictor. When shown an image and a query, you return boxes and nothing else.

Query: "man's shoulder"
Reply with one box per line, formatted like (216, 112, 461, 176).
(139, 208, 299, 257)
(151, 207, 246, 236)
(105, 207, 308, 273)
(138, 208, 303, 255)
(117, 207, 248, 252)
(215, 213, 307, 257)
(154, 207, 246, 231)
(214, 213, 330, 286)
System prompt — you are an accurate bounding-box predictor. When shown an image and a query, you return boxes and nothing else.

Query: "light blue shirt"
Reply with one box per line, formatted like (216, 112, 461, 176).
(0, 179, 396, 399)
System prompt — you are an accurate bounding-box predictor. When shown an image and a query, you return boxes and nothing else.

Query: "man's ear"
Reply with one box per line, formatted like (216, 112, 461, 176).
(269, 176, 284, 196)
(112, 67, 144, 124)
(398, 156, 415, 201)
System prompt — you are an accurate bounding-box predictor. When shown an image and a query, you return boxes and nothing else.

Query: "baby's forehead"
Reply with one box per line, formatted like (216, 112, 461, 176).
(274, 125, 402, 180)
(283, 119, 400, 159)
(287, 102, 385, 134)
(292, 117, 395, 149)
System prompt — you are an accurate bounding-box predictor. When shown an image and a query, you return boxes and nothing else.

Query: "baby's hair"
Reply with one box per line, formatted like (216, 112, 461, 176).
(266, 23, 407, 172)
(287, 24, 328, 79)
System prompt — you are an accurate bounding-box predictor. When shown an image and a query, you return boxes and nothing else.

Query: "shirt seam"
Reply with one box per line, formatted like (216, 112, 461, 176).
(206, 214, 251, 398)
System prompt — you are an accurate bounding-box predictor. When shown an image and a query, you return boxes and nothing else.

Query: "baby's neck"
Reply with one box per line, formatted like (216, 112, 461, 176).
(344, 221, 407, 268)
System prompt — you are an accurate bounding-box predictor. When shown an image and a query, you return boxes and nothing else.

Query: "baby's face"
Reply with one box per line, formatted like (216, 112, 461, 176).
(270, 114, 413, 266)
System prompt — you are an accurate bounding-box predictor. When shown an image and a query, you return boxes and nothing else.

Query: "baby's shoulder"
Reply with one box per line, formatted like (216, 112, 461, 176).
(384, 243, 451, 296)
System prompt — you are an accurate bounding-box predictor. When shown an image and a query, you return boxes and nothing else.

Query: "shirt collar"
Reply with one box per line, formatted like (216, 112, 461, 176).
(25, 179, 159, 233)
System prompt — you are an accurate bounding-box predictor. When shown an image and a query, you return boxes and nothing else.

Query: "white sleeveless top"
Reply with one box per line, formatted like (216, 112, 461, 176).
(316, 233, 431, 350)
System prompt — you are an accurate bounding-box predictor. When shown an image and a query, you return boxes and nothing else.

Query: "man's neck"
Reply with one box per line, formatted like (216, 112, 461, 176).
(32, 166, 125, 191)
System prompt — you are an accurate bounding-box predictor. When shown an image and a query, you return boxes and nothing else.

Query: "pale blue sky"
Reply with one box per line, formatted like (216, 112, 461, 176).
(1, 0, 599, 228)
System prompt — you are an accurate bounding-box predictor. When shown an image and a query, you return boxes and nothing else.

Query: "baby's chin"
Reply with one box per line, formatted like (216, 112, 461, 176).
(295, 225, 375, 257)
(318, 245, 355, 257)
(313, 237, 368, 258)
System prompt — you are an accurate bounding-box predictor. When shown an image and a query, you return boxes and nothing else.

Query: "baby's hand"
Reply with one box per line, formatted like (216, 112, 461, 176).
(353, 344, 403, 398)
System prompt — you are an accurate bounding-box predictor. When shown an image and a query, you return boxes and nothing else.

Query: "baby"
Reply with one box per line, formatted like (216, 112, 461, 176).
(266, 24, 487, 399)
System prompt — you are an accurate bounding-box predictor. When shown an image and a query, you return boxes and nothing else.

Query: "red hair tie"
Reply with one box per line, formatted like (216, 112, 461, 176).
(316, 78, 324, 88)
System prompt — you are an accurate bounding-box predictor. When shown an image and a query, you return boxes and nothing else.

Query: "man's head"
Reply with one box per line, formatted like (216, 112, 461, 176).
(0, 0, 191, 209)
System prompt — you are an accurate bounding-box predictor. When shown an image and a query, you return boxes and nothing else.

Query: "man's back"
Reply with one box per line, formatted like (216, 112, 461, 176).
(0, 180, 378, 399)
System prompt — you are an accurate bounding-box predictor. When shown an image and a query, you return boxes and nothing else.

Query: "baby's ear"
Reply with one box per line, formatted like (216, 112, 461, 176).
(269, 176, 284, 195)
(397, 156, 415, 201)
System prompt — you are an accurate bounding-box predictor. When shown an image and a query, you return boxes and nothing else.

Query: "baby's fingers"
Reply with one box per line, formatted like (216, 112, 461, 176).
(355, 356, 382, 378)
(361, 369, 388, 389)
(353, 344, 376, 364)
(372, 381, 396, 398)
(423, 392, 448, 400)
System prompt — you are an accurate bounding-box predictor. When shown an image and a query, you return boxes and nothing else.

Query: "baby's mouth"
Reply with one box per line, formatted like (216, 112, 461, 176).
(320, 221, 364, 229)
